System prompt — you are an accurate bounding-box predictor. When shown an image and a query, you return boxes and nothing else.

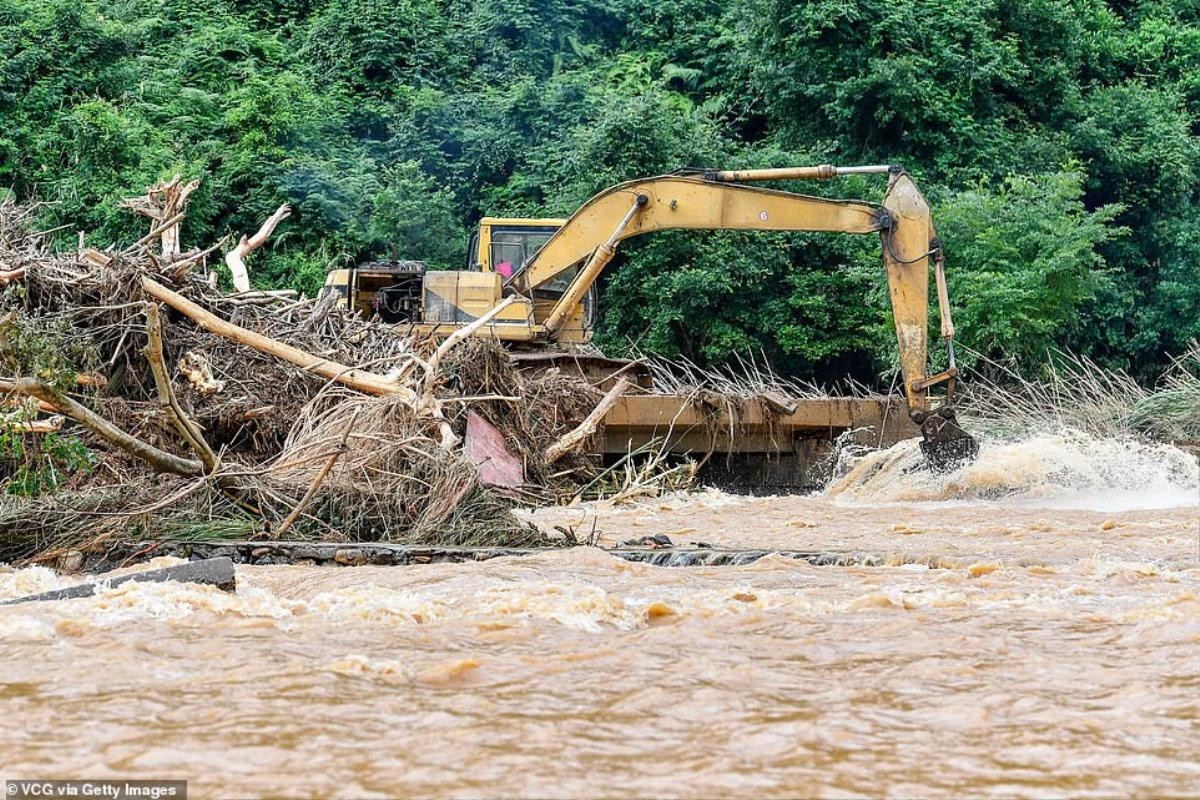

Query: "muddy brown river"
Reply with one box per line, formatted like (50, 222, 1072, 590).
(2, 433, 1198, 798)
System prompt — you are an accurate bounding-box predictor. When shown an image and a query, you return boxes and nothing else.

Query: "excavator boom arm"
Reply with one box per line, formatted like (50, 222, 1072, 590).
(515, 170, 933, 412)
(512, 177, 888, 293)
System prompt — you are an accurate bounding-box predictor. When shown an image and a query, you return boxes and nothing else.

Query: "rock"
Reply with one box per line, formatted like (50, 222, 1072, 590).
(59, 550, 84, 573)
(967, 562, 998, 578)
(644, 602, 675, 622)
(334, 548, 367, 566)
(1, 557, 236, 605)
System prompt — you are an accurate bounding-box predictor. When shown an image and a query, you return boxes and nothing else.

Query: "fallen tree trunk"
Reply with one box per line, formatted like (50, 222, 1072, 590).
(545, 376, 629, 465)
(143, 277, 513, 451)
(142, 277, 415, 399)
(0, 377, 204, 476)
(3, 395, 58, 414)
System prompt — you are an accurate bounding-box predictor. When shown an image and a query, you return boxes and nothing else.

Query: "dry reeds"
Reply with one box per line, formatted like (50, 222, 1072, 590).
(959, 345, 1200, 443)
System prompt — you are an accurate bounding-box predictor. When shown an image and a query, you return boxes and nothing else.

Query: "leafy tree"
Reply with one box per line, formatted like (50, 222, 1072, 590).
(0, 0, 1197, 387)
(934, 171, 1125, 366)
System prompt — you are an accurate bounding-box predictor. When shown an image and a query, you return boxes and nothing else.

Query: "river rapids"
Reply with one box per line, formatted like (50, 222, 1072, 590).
(1, 431, 1197, 797)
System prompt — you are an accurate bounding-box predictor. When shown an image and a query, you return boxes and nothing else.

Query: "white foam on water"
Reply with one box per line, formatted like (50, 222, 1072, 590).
(0, 563, 81, 601)
(828, 430, 1200, 512)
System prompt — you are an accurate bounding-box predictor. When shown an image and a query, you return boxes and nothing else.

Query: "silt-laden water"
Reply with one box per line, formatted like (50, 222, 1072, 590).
(1, 432, 1197, 798)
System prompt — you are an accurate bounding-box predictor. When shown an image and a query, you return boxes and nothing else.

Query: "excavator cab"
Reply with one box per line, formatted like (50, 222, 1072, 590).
(469, 218, 597, 341)
(321, 218, 598, 340)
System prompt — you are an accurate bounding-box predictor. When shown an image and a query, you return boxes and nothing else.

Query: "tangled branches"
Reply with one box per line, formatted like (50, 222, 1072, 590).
(0, 190, 580, 563)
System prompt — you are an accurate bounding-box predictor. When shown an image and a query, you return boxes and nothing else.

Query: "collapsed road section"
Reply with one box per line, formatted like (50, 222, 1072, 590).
(64, 541, 951, 573)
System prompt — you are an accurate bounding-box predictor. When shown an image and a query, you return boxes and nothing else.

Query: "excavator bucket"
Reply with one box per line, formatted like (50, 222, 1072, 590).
(916, 407, 979, 471)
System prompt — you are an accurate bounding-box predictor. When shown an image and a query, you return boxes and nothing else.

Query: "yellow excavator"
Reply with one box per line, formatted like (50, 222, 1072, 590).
(323, 164, 978, 468)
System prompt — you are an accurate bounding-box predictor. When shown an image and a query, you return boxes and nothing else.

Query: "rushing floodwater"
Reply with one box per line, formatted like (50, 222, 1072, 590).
(1, 432, 1198, 798)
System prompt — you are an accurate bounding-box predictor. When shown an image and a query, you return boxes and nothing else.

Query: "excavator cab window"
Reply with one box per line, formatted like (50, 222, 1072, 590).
(465, 230, 480, 269)
(490, 238, 525, 279)
(490, 229, 557, 280)
(487, 226, 570, 292)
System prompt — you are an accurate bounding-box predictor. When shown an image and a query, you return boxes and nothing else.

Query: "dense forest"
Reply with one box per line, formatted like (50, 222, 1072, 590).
(1, 0, 1197, 384)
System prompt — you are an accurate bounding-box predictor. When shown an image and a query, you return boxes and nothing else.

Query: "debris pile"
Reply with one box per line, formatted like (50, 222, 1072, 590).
(0, 184, 691, 565)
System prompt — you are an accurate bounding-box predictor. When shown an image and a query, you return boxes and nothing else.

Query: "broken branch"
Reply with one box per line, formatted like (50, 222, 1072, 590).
(0, 416, 63, 434)
(144, 303, 218, 472)
(225, 204, 291, 292)
(425, 296, 519, 384)
(133, 210, 188, 250)
(169, 234, 230, 280)
(545, 376, 629, 465)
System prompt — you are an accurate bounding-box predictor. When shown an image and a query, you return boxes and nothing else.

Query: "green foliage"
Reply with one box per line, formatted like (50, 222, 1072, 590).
(934, 171, 1125, 365)
(0, 421, 95, 496)
(596, 231, 884, 379)
(0, 0, 1197, 385)
(0, 300, 98, 391)
(367, 162, 466, 268)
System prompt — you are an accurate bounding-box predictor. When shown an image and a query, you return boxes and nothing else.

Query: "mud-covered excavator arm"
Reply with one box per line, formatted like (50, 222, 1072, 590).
(508, 164, 978, 468)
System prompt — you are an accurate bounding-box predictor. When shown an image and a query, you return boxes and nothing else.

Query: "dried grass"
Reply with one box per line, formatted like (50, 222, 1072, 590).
(0, 197, 567, 562)
(637, 348, 835, 400)
(959, 345, 1200, 442)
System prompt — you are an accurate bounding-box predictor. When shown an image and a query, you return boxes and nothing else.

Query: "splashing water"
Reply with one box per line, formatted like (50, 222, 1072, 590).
(828, 429, 1200, 511)
(2, 483, 1198, 797)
